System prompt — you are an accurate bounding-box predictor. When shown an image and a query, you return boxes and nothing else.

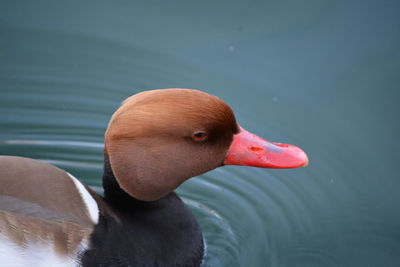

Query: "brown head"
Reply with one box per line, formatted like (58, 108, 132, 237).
(105, 88, 308, 201)
(105, 89, 239, 201)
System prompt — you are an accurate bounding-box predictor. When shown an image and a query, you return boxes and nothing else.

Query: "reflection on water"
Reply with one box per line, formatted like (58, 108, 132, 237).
(1, 1, 400, 266)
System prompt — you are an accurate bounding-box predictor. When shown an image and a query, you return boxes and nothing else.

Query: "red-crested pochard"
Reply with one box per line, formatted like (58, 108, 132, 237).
(0, 88, 308, 266)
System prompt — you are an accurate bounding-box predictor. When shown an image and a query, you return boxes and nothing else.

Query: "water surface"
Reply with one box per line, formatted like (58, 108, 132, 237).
(1, 1, 399, 266)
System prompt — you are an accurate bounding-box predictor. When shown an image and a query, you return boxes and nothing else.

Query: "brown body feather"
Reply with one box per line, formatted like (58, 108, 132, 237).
(0, 156, 96, 257)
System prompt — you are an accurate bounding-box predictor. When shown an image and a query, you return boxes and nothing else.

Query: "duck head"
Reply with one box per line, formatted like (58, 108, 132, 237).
(105, 89, 308, 201)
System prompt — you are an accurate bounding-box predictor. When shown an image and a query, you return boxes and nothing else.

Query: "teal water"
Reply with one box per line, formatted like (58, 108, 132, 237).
(1, 1, 400, 266)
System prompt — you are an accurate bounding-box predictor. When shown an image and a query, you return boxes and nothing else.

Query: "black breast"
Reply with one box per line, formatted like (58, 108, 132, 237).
(80, 156, 204, 267)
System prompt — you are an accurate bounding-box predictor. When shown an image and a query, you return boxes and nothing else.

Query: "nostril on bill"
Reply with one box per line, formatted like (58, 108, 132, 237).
(249, 146, 263, 152)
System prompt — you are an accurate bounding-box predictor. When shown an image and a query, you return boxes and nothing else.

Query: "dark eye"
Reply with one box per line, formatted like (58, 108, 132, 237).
(192, 131, 208, 142)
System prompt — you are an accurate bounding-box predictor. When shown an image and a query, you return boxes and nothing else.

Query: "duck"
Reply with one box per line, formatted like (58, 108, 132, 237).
(0, 88, 308, 267)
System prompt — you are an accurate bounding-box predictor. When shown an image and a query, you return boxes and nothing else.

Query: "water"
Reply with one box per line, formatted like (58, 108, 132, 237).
(1, 1, 400, 266)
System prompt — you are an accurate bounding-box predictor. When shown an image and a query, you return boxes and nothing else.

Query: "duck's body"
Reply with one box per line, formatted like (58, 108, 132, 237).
(0, 89, 308, 266)
(0, 156, 95, 266)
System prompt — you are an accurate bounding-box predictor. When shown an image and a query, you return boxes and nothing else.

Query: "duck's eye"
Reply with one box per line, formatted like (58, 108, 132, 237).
(192, 131, 208, 142)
